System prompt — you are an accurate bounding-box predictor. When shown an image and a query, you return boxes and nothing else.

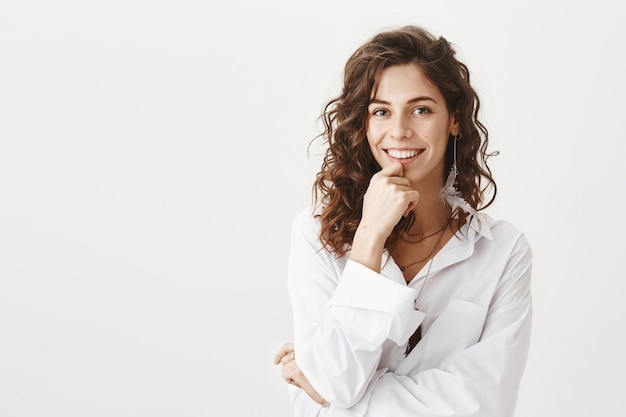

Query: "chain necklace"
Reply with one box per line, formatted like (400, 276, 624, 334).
(400, 211, 449, 244)
(404, 251, 436, 355)
(398, 213, 451, 355)
(397, 219, 449, 272)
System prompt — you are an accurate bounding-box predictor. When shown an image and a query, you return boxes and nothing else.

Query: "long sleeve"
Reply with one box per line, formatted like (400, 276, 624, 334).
(333, 232, 533, 417)
(286, 209, 533, 417)
(287, 210, 425, 408)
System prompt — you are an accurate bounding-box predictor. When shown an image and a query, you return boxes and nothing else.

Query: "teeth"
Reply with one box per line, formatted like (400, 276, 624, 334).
(388, 149, 420, 159)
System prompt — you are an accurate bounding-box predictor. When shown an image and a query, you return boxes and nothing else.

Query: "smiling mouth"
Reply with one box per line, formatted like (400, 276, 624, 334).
(386, 149, 424, 159)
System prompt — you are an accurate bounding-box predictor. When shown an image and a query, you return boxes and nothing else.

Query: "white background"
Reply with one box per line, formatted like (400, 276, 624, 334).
(1, 0, 624, 416)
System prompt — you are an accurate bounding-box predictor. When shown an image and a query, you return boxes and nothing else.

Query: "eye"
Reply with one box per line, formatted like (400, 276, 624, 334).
(412, 107, 431, 115)
(371, 108, 389, 117)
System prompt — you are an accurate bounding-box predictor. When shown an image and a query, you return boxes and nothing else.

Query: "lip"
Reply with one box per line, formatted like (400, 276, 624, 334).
(384, 148, 424, 165)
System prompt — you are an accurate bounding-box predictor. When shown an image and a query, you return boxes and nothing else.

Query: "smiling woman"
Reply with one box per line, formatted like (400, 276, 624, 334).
(274, 25, 532, 417)
(366, 64, 458, 200)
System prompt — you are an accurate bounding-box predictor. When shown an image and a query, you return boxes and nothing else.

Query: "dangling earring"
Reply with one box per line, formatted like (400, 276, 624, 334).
(440, 133, 476, 216)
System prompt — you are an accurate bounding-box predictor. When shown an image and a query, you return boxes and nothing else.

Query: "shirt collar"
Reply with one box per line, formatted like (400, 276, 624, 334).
(380, 212, 495, 285)
(466, 212, 494, 241)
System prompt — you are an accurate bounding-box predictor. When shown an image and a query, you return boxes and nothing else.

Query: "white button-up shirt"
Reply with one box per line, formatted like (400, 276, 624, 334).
(286, 207, 533, 417)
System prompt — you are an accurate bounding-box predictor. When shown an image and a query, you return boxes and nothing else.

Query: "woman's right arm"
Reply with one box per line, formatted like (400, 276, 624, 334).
(287, 209, 422, 409)
(288, 164, 420, 409)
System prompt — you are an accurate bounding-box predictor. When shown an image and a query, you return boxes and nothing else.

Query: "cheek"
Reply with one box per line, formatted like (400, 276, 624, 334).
(366, 123, 383, 145)
(365, 135, 377, 158)
(365, 130, 381, 156)
(364, 129, 379, 156)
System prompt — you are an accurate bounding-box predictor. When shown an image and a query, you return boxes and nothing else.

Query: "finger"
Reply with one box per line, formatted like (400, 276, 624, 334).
(281, 360, 300, 383)
(403, 191, 420, 216)
(274, 342, 294, 363)
(383, 175, 412, 187)
(379, 161, 403, 177)
(288, 379, 302, 388)
(281, 364, 293, 382)
(280, 350, 295, 365)
(273, 342, 294, 364)
(282, 362, 329, 407)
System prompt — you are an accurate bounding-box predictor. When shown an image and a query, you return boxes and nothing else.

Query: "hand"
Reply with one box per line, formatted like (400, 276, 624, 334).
(350, 163, 419, 272)
(274, 342, 330, 408)
(360, 162, 419, 239)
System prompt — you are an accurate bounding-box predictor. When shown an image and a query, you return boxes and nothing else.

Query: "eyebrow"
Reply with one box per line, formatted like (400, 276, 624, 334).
(369, 96, 438, 105)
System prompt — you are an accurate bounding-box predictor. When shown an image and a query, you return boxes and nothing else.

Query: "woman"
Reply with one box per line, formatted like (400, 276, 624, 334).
(274, 25, 532, 417)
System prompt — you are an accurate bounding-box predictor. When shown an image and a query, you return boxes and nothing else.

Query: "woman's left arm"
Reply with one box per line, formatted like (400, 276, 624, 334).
(343, 233, 533, 417)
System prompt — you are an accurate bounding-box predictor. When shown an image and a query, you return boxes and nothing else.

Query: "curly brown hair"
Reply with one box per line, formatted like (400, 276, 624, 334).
(312, 25, 497, 256)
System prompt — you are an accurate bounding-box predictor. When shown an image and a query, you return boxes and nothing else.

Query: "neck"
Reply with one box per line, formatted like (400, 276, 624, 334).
(406, 190, 450, 235)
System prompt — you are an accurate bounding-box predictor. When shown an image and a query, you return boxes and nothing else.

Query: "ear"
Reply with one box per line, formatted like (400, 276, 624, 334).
(449, 109, 460, 137)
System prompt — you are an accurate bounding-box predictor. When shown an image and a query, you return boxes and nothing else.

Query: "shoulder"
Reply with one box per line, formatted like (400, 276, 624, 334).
(475, 212, 533, 259)
(290, 205, 325, 251)
(291, 205, 321, 235)
(474, 214, 533, 301)
(288, 206, 344, 272)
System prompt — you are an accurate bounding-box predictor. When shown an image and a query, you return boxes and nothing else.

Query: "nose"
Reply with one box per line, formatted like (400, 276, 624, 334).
(390, 114, 412, 140)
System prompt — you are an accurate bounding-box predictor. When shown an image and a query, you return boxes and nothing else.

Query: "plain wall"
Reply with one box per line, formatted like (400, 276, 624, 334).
(1, 0, 625, 416)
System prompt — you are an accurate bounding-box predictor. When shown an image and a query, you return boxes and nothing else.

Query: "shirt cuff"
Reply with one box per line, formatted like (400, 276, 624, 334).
(328, 260, 424, 344)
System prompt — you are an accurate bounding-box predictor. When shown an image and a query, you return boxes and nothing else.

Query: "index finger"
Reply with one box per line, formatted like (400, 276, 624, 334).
(273, 342, 295, 364)
(378, 162, 403, 178)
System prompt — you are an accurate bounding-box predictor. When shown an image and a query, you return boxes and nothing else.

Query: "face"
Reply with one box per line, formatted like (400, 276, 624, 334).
(366, 63, 459, 189)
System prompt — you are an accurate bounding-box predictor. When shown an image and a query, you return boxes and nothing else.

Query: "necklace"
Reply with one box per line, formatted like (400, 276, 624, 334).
(397, 222, 448, 272)
(404, 251, 436, 355)
(400, 211, 449, 244)
(398, 216, 451, 356)
(400, 218, 452, 354)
